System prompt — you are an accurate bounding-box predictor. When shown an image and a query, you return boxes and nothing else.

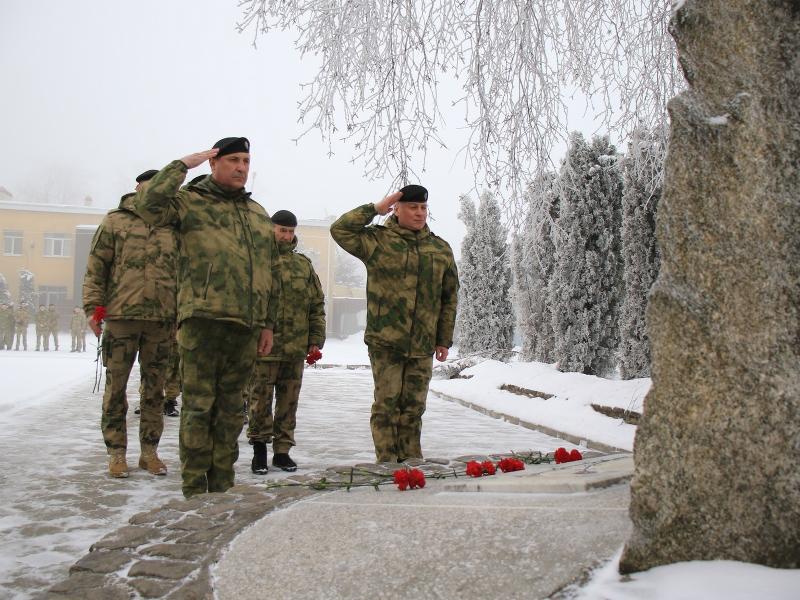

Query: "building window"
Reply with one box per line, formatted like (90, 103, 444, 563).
(43, 233, 72, 257)
(3, 230, 23, 256)
(38, 286, 68, 306)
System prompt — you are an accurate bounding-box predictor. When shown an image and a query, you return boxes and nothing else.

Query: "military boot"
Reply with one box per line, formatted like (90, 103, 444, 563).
(251, 441, 268, 475)
(163, 399, 179, 417)
(139, 445, 167, 476)
(108, 449, 129, 478)
(272, 453, 298, 472)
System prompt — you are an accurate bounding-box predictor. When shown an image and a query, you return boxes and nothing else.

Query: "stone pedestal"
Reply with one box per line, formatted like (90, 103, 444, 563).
(620, 0, 800, 573)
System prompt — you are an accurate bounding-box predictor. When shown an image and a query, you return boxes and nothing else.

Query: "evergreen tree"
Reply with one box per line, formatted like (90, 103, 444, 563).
(0, 273, 11, 304)
(334, 245, 366, 287)
(18, 269, 36, 309)
(512, 173, 558, 362)
(618, 129, 665, 378)
(549, 133, 623, 375)
(456, 192, 514, 359)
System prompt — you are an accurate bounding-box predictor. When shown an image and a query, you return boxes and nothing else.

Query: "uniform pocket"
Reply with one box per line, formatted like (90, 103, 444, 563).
(176, 321, 201, 351)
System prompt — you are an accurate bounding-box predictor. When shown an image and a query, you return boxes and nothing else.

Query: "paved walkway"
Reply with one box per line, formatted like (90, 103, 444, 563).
(1, 366, 579, 599)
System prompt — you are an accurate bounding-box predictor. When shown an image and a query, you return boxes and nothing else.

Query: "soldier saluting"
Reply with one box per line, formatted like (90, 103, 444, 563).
(136, 137, 280, 498)
(331, 186, 459, 463)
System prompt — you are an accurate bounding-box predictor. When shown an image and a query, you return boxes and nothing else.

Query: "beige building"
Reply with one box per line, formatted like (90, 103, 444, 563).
(1, 199, 365, 335)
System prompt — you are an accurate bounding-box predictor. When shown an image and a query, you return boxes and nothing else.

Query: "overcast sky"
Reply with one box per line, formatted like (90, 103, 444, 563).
(0, 0, 487, 249)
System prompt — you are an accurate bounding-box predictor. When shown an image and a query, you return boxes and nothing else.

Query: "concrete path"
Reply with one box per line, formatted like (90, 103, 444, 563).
(1, 366, 577, 599)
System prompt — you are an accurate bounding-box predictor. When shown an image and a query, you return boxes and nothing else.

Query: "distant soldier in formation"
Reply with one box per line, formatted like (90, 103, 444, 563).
(47, 303, 60, 351)
(35, 304, 48, 351)
(244, 210, 326, 474)
(13, 303, 29, 351)
(0, 302, 13, 349)
(70, 306, 87, 352)
(83, 169, 179, 479)
(331, 186, 459, 463)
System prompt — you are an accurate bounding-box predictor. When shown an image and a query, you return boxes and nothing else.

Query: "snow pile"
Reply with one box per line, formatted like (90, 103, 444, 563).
(430, 359, 649, 451)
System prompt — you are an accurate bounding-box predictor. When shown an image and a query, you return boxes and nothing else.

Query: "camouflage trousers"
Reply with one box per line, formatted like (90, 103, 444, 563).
(100, 319, 172, 453)
(244, 359, 304, 452)
(71, 331, 86, 352)
(164, 337, 181, 401)
(48, 328, 59, 350)
(36, 327, 48, 351)
(177, 318, 259, 498)
(367, 347, 433, 463)
(14, 326, 27, 350)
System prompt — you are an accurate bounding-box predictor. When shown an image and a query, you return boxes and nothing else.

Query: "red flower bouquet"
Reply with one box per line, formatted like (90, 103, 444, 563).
(481, 460, 496, 475)
(498, 457, 525, 472)
(393, 468, 426, 490)
(465, 461, 484, 477)
(306, 348, 323, 366)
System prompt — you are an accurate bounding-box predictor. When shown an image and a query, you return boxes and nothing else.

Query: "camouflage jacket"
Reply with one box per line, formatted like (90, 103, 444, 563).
(258, 238, 326, 362)
(135, 161, 278, 330)
(35, 310, 48, 329)
(83, 193, 178, 322)
(0, 306, 12, 328)
(14, 307, 29, 326)
(46, 309, 59, 330)
(330, 203, 459, 357)
(71, 313, 87, 333)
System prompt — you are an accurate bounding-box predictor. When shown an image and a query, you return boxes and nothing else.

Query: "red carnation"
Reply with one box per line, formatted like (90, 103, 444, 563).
(306, 348, 323, 366)
(481, 461, 497, 476)
(499, 458, 525, 472)
(92, 305, 106, 323)
(408, 468, 426, 489)
(554, 447, 570, 464)
(465, 461, 484, 477)
(569, 449, 583, 462)
(393, 469, 410, 491)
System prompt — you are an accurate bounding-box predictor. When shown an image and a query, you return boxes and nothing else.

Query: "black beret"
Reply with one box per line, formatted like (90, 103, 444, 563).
(213, 137, 250, 158)
(272, 210, 298, 227)
(135, 169, 159, 183)
(398, 184, 428, 203)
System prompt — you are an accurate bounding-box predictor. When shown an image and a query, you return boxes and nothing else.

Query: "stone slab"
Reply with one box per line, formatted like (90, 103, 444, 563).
(442, 454, 634, 494)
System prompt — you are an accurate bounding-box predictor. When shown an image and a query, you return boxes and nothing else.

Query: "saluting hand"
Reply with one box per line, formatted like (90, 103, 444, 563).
(374, 191, 403, 215)
(180, 149, 219, 169)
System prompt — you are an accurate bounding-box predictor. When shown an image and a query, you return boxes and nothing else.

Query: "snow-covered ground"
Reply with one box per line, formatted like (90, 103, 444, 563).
(0, 330, 797, 599)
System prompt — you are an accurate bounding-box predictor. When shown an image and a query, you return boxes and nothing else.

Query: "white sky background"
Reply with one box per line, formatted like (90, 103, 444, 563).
(0, 0, 476, 247)
(0, 1, 613, 253)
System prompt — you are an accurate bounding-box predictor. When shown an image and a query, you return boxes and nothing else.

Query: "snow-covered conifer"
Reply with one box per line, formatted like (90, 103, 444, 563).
(18, 269, 36, 308)
(550, 133, 623, 375)
(0, 273, 11, 304)
(512, 173, 558, 362)
(457, 192, 514, 359)
(618, 129, 665, 378)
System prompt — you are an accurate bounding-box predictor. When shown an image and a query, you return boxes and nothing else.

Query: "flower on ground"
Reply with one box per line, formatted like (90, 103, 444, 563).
(466, 461, 484, 477)
(569, 449, 583, 461)
(498, 458, 525, 472)
(393, 468, 426, 490)
(408, 468, 426, 489)
(554, 447, 570, 464)
(481, 460, 496, 475)
(393, 469, 410, 491)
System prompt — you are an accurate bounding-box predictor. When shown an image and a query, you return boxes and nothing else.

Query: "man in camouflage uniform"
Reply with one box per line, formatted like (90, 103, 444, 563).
(35, 304, 48, 351)
(46, 304, 60, 351)
(84, 169, 178, 479)
(136, 137, 279, 498)
(0, 302, 12, 349)
(331, 186, 459, 463)
(13, 303, 30, 351)
(70, 306, 87, 352)
(243, 210, 325, 473)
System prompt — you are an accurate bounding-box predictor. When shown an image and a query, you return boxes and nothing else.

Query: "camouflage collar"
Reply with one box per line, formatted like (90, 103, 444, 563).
(117, 193, 140, 215)
(192, 175, 252, 201)
(385, 215, 431, 241)
(277, 237, 298, 254)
